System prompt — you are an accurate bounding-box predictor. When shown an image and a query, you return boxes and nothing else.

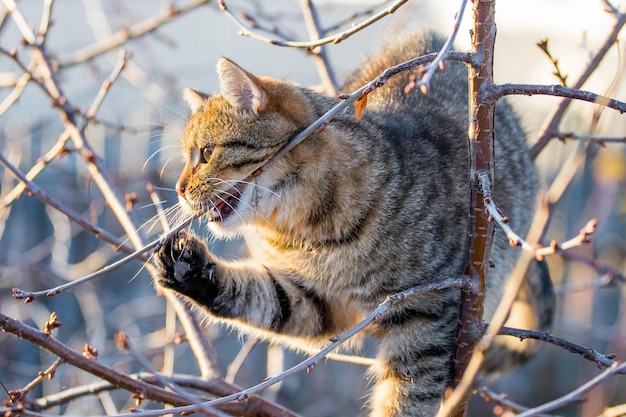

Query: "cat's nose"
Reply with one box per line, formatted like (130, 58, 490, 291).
(176, 181, 186, 197)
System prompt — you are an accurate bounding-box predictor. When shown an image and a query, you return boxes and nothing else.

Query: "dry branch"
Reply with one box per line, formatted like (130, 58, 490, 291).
(494, 83, 626, 113)
(57, 0, 212, 68)
(531, 10, 626, 158)
(497, 326, 619, 369)
(218, 0, 409, 49)
(516, 362, 626, 417)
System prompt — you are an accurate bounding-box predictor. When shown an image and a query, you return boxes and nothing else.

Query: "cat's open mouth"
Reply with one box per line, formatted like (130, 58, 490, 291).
(207, 184, 246, 222)
(210, 196, 239, 221)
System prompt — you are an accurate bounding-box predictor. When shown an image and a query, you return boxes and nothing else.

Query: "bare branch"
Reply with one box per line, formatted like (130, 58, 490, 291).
(556, 131, 626, 144)
(0, 313, 211, 411)
(0, 151, 135, 254)
(10, 215, 197, 302)
(497, 326, 619, 369)
(218, 0, 409, 49)
(417, 0, 470, 93)
(494, 83, 626, 113)
(531, 11, 626, 158)
(300, 0, 338, 95)
(477, 386, 552, 416)
(515, 362, 626, 417)
(560, 251, 626, 284)
(57, 0, 212, 68)
(480, 171, 598, 260)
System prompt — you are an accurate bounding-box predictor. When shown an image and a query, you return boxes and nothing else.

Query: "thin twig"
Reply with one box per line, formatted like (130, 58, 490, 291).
(515, 362, 626, 417)
(218, 0, 409, 49)
(299, 0, 338, 95)
(57, 0, 211, 68)
(531, 11, 626, 158)
(18, 358, 64, 398)
(10, 215, 197, 302)
(417, 0, 470, 93)
(494, 83, 626, 113)
(0, 151, 136, 255)
(477, 386, 552, 416)
(115, 332, 218, 415)
(323, 1, 389, 33)
(83, 49, 129, 121)
(225, 338, 259, 383)
(37, 0, 54, 43)
(536, 38, 569, 86)
(560, 251, 626, 284)
(556, 131, 626, 144)
(497, 326, 619, 369)
(480, 171, 598, 260)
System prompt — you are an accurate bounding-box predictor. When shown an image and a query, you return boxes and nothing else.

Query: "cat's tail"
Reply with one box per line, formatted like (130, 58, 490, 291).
(481, 259, 555, 375)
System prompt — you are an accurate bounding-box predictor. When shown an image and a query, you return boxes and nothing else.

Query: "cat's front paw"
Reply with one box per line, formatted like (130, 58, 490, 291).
(155, 230, 218, 303)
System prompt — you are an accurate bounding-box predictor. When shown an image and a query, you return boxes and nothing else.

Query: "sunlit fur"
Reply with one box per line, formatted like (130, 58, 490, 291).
(156, 32, 554, 417)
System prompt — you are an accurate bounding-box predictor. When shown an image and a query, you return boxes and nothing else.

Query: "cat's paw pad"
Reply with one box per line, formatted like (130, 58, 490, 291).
(155, 230, 209, 288)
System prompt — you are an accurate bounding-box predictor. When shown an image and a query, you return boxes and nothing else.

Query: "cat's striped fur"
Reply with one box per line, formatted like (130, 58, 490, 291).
(156, 32, 554, 417)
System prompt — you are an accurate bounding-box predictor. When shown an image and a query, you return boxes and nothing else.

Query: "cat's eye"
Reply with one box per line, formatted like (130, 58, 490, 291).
(201, 146, 214, 163)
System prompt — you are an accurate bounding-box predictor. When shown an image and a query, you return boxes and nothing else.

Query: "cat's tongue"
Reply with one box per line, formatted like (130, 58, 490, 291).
(211, 198, 236, 222)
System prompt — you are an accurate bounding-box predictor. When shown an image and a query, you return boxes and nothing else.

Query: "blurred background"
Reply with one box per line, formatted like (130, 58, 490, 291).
(0, 0, 625, 416)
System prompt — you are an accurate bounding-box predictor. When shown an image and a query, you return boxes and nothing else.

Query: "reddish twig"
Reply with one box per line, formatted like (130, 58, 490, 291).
(480, 172, 599, 260)
(536, 38, 569, 86)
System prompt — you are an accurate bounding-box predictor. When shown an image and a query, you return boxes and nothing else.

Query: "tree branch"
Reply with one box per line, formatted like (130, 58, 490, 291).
(515, 362, 626, 417)
(530, 10, 626, 158)
(218, 0, 409, 49)
(497, 326, 619, 369)
(447, 2, 496, 416)
(56, 0, 212, 68)
(493, 83, 626, 113)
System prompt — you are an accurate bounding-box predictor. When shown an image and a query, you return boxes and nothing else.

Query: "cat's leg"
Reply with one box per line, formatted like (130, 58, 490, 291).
(156, 230, 330, 337)
(369, 297, 459, 417)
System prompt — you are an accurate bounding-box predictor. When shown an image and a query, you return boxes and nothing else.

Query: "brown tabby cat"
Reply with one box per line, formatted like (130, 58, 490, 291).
(156, 32, 554, 417)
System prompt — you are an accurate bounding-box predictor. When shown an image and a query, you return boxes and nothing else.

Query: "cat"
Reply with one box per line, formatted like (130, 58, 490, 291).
(155, 31, 554, 417)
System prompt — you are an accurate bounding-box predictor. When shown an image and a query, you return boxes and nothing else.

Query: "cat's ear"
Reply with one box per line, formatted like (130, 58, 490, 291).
(183, 88, 209, 113)
(217, 58, 267, 116)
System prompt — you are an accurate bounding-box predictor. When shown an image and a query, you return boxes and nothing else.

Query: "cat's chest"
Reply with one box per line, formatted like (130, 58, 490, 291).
(246, 229, 363, 282)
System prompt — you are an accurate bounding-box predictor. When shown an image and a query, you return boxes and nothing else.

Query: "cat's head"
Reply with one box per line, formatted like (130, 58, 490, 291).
(176, 59, 316, 237)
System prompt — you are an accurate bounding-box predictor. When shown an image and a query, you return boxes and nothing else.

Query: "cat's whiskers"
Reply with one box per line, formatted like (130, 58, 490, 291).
(159, 152, 186, 180)
(212, 179, 275, 226)
(130, 203, 181, 240)
(142, 144, 182, 172)
(220, 178, 281, 198)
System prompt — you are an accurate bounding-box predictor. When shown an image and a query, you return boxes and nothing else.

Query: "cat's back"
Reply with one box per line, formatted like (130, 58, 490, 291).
(332, 31, 537, 289)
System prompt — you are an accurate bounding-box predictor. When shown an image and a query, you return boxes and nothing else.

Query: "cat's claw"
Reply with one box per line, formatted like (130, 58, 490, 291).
(155, 230, 219, 305)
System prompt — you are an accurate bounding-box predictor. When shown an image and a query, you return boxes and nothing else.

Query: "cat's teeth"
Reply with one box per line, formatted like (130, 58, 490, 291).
(208, 207, 219, 221)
